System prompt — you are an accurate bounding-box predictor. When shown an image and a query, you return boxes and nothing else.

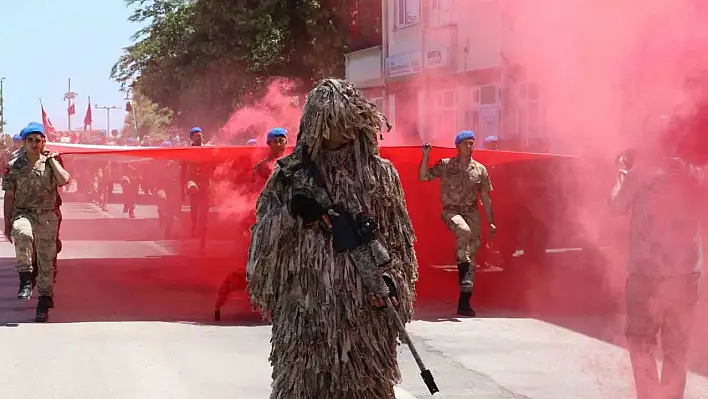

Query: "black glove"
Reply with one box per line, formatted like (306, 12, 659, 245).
(290, 194, 327, 223)
(382, 274, 398, 300)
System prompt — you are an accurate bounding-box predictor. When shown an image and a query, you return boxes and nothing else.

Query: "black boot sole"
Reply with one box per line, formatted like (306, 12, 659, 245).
(35, 314, 49, 323)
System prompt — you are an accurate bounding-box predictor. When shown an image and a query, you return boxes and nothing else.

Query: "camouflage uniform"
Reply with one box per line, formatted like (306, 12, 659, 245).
(181, 161, 214, 240)
(214, 156, 277, 320)
(427, 157, 493, 293)
(2, 151, 61, 300)
(93, 163, 112, 211)
(610, 159, 704, 399)
(253, 157, 277, 182)
(155, 160, 182, 238)
(120, 163, 140, 218)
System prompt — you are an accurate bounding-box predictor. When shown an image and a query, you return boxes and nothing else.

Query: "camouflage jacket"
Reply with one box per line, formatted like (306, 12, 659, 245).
(610, 159, 705, 276)
(428, 156, 493, 212)
(2, 151, 61, 211)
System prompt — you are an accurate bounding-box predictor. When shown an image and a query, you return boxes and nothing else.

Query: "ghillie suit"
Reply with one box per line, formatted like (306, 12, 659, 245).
(247, 79, 419, 399)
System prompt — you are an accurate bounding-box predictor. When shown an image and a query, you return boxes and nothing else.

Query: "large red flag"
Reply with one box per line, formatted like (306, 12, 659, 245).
(83, 97, 93, 131)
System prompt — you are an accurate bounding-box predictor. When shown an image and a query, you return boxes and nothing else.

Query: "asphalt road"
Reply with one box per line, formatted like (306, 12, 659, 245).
(1, 190, 708, 398)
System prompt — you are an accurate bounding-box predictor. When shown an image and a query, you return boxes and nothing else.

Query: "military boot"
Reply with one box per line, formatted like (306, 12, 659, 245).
(17, 272, 33, 300)
(457, 292, 476, 317)
(35, 296, 52, 322)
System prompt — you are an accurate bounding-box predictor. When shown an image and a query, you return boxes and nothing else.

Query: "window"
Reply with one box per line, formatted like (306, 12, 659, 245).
(431, 89, 458, 139)
(395, 0, 421, 28)
(371, 97, 385, 111)
(515, 81, 545, 148)
(431, 0, 454, 10)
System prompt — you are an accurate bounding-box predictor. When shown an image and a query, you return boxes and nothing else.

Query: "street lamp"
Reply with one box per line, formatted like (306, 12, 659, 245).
(124, 89, 139, 138)
(95, 104, 121, 135)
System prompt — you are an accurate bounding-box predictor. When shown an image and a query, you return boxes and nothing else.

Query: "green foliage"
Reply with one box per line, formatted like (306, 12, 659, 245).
(112, 0, 380, 134)
(122, 89, 173, 140)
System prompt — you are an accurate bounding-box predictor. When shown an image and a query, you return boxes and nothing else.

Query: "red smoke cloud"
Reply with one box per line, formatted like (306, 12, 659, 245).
(218, 78, 302, 145)
(504, 0, 708, 156)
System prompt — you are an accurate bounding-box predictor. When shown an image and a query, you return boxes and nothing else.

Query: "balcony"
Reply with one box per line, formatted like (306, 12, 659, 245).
(345, 46, 384, 88)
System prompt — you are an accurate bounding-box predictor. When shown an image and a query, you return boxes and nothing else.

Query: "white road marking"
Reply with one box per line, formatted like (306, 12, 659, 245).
(394, 386, 420, 399)
(145, 241, 173, 256)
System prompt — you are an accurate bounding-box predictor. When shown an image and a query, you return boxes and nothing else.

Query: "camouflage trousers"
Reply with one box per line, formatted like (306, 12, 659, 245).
(12, 210, 59, 297)
(32, 208, 62, 282)
(120, 176, 139, 211)
(625, 273, 699, 399)
(187, 181, 210, 239)
(214, 270, 247, 310)
(442, 210, 481, 293)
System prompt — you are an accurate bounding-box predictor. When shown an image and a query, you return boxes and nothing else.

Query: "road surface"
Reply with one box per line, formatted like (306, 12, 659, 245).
(1, 191, 708, 398)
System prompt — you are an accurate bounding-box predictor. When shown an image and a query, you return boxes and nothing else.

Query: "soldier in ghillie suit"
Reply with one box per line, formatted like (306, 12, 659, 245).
(247, 79, 419, 398)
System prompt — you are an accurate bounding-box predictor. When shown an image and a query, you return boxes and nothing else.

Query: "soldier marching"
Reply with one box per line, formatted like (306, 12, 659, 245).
(2, 122, 71, 322)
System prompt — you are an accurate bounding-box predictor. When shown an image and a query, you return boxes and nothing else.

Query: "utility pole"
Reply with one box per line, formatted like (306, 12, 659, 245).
(124, 89, 139, 138)
(0, 77, 5, 134)
(63, 78, 78, 133)
(94, 104, 121, 135)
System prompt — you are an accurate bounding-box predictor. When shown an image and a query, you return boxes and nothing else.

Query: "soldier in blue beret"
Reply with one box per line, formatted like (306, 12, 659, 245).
(418, 130, 496, 317)
(181, 126, 216, 253)
(3, 122, 71, 322)
(214, 127, 288, 321)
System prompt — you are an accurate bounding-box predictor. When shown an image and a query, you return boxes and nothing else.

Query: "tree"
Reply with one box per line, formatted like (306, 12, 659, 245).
(112, 0, 379, 135)
(122, 88, 173, 140)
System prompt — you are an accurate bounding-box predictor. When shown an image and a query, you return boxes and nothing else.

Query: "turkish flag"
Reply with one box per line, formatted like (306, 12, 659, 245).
(41, 105, 56, 134)
(83, 98, 93, 130)
(68, 102, 75, 115)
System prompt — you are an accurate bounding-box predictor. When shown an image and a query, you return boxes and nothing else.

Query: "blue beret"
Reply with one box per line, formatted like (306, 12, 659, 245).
(13, 133, 23, 142)
(21, 122, 45, 139)
(454, 130, 476, 146)
(267, 127, 287, 143)
(246, 138, 257, 146)
(160, 141, 172, 147)
(484, 136, 499, 143)
(190, 127, 202, 136)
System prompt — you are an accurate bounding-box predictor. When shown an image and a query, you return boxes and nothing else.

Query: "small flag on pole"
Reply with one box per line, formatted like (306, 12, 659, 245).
(39, 99, 56, 134)
(83, 97, 93, 131)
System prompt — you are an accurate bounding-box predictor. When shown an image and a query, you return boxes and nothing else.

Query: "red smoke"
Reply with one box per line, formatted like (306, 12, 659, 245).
(218, 78, 302, 145)
(47, 2, 708, 391)
(504, 0, 708, 155)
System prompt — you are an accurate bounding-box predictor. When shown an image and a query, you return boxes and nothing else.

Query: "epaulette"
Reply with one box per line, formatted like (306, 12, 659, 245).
(7, 155, 24, 170)
(253, 159, 266, 171)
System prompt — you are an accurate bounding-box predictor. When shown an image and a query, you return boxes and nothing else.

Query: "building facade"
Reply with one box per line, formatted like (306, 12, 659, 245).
(345, 0, 546, 150)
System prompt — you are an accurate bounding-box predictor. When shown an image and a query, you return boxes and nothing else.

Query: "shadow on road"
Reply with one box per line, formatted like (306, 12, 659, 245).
(0, 256, 265, 327)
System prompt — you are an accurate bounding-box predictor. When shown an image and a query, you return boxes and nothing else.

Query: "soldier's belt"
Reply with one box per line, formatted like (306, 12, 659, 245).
(443, 205, 478, 213)
(15, 208, 57, 215)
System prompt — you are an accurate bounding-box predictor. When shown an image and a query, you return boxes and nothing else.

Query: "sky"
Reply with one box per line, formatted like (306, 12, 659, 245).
(0, 0, 145, 135)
